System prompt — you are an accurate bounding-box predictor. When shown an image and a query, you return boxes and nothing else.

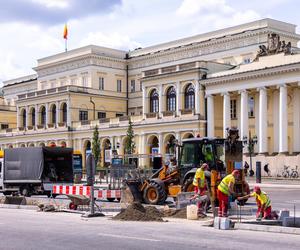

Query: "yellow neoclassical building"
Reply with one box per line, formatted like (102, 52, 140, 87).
(1, 18, 300, 175)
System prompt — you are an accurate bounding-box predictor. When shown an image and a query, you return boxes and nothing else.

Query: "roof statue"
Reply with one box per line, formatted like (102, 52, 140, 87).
(254, 33, 292, 61)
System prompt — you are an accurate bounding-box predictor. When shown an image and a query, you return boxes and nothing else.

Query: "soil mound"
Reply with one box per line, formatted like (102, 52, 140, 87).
(170, 207, 187, 219)
(113, 202, 163, 222)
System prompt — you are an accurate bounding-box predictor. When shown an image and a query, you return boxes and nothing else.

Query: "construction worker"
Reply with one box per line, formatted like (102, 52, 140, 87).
(217, 169, 240, 217)
(237, 186, 277, 220)
(191, 163, 209, 217)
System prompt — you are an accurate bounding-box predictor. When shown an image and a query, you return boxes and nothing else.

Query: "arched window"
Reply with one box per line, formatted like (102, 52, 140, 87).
(22, 109, 26, 127)
(184, 84, 195, 110)
(166, 86, 176, 111)
(62, 103, 67, 123)
(51, 104, 56, 124)
(31, 108, 35, 126)
(150, 89, 159, 113)
(40, 106, 46, 126)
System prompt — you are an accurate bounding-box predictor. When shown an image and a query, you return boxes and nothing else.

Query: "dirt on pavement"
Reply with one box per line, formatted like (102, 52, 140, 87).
(113, 202, 164, 222)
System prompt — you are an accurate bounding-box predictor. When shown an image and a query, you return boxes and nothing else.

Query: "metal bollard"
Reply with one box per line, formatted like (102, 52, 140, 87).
(256, 161, 261, 183)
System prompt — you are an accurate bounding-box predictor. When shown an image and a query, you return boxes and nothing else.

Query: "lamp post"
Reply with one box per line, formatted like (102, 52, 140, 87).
(242, 131, 258, 177)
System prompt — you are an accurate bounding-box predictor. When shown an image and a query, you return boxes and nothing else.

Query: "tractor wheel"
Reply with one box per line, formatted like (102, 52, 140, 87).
(182, 177, 194, 192)
(143, 182, 166, 205)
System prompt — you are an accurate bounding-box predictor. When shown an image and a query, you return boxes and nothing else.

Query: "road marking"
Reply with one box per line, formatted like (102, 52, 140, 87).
(98, 233, 161, 242)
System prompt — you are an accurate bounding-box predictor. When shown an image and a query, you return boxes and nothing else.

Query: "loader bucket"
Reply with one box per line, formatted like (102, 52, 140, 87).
(124, 180, 143, 203)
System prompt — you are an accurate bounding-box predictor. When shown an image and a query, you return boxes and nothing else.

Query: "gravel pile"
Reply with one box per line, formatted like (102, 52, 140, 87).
(113, 202, 163, 222)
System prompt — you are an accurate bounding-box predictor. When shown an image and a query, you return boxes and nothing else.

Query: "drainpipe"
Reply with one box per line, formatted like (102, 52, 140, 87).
(90, 97, 95, 120)
(125, 53, 129, 116)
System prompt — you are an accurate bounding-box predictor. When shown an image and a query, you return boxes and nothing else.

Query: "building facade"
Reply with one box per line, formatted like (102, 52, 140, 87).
(1, 18, 300, 175)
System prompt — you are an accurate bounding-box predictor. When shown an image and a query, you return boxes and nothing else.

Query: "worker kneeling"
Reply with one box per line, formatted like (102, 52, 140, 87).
(191, 163, 209, 217)
(217, 170, 240, 217)
(238, 186, 278, 220)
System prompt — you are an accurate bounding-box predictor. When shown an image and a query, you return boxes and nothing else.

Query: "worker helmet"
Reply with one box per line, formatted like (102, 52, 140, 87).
(232, 169, 240, 177)
(201, 163, 209, 170)
(254, 186, 261, 193)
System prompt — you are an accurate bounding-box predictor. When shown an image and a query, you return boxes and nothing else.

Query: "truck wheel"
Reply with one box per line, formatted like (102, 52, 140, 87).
(182, 177, 194, 192)
(20, 186, 31, 197)
(143, 182, 166, 205)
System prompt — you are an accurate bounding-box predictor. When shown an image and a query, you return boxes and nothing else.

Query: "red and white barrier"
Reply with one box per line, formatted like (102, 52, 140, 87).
(52, 185, 121, 200)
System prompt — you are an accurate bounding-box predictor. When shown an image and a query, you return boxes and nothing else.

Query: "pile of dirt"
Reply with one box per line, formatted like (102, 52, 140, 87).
(113, 202, 163, 222)
(170, 207, 187, 219)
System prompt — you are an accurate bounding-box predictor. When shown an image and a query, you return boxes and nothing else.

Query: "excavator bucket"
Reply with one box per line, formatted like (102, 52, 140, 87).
(121, 180, 143, 204)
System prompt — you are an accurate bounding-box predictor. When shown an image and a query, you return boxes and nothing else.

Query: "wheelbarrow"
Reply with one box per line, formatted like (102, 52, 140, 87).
(67, 194, 90, 210)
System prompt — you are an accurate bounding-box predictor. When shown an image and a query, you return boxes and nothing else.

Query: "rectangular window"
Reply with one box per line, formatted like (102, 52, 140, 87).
(50, 82, 56, 88)
(82, 76, 88, 87)
(97, 112, 106, 119)
(71, 78, 77, 85)
(248, 96, 255, 118)
(140, 82, 142, 91)
(99, 77, 104, 90)
(130, 80, 135, 93)
(130, 112, 135, 116)
(230, 99, 237, 119)
(116, 113, 123, 117)
(243, 58, 251, 64)
(79, 110, 88, 121)
(1, 124, 9, 130)
(117, 80, 122, 92)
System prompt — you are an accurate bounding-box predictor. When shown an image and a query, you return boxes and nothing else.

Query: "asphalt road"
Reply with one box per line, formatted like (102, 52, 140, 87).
(0, 208, 300, 250)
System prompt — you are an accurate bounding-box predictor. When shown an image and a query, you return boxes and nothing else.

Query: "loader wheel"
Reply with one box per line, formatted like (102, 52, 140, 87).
(182, 177, 194, 192)
(143, 182, 166, 205)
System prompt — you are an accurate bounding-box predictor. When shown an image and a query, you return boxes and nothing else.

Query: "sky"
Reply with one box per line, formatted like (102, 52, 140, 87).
(0, 0, 299, 85)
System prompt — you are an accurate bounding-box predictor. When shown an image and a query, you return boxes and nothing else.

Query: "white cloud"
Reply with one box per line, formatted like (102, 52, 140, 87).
(31, 0, 70, 9)
(79, 32, 141, 51)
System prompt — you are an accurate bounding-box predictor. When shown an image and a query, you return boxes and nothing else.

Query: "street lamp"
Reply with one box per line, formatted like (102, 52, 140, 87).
(242, 131, 258, 177)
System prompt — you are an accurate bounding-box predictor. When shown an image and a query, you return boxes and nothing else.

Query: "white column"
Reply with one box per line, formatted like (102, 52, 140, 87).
(273, 90, 279, 153)
(158, 133, 163, 154)
(207, 94, 215, 137)
(293, 87, 300, 152)
(240, 90, 248, 139)
(45, 103, 49, 127)
(67, 97, 71, 127)
(159, 85, 163, 115)
(142, 87, 147, 115)
(195, 82, 200, 114)
(25, 106, 29, 128)
(56, 101, 60, 126)
(279, 84, 288, 153)
(35, 104, 38, 127)
(176, 81, 181, 115)
(16, 105, 20, 128)
(223, 92, 231, 138)
(258, 87, 268, 153)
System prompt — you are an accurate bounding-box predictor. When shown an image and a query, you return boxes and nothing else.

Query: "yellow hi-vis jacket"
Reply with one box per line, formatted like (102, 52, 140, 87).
(251, 191, 271, 208)
(218, 174, 235, 195)
(193, 168, 205, 188)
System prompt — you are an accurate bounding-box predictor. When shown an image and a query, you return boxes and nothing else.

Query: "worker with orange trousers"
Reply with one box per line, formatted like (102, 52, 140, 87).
(238, 186, 276, 220)
(217, 170, 240, 217)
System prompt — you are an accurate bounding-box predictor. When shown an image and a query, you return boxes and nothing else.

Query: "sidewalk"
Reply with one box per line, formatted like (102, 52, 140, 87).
(246, 177, 300, 189)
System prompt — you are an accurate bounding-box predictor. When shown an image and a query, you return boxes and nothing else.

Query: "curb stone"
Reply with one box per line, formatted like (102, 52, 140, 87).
(0, 204, 37, 210)
(235, 222, 300, 235)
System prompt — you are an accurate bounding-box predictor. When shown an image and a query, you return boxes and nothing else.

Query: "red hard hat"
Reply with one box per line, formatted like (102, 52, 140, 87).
(254, 186, 261, 192)
(232, 170, 240, 176)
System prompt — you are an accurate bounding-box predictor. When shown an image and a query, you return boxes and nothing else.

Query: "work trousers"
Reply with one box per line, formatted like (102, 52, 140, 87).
(194, 186, 206, 214)
(256, 199, 272, 219)
(217, 189, 229, 217)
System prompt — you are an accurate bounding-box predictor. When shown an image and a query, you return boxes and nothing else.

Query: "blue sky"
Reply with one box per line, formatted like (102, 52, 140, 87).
(0, 0, 299, 85)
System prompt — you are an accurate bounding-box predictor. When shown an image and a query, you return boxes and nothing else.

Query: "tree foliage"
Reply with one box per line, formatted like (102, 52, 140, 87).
(92, 125, 100, 165)
(125, 118, 135, 155)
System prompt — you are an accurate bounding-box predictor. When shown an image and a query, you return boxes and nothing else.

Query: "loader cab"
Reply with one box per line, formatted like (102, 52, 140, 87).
(178, 138, 226, 179)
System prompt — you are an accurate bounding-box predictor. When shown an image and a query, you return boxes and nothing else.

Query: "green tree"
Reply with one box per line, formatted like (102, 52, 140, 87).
(92, 125, 100, 165)
(125, 118, 135, 155)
